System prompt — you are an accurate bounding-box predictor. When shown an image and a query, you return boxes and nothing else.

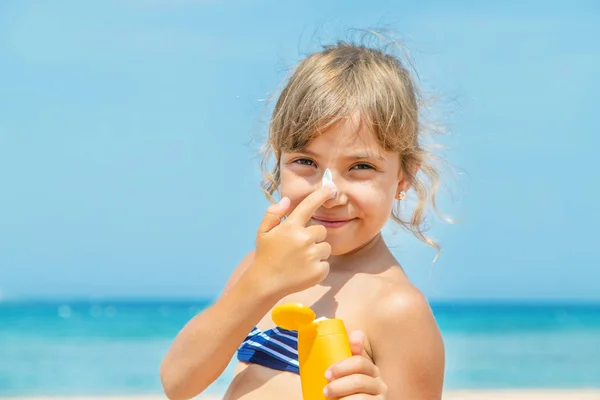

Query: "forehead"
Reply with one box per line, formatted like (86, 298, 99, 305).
(305, 113, 384, 156)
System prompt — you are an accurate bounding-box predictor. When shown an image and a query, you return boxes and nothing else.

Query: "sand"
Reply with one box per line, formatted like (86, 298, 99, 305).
(2, 391, 600, 400)
(443, 389, 600, 399)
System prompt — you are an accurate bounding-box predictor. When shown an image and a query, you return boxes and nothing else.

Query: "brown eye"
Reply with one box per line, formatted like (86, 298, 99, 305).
(352, 163, 375, 170)
(294, 158, 316, 167)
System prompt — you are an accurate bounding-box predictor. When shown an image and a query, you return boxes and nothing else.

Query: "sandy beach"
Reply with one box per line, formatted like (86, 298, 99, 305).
(443, 390, 600, 399)
(2, 391, 600, 400)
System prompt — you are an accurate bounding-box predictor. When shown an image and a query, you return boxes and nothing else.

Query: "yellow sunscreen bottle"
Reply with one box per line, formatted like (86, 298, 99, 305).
(272, 303, 352, 400)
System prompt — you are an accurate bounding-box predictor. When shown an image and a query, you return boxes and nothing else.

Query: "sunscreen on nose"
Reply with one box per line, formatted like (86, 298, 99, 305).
(322, 168, 337, 198)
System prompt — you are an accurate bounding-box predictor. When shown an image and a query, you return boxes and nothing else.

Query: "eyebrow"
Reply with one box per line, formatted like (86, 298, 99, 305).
(349, 152, 386, 162)
(298, 149, 386, 162)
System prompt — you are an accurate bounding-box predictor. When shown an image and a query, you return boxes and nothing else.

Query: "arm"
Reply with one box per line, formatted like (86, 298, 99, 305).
(160, 185, 337, 400)
(160, 251, 276, 400)
(222, 250, 255, 294)
(370, 286, 445, 400)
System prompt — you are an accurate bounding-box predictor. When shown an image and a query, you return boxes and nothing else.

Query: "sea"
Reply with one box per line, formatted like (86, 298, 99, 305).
(1, 300, 599, 396)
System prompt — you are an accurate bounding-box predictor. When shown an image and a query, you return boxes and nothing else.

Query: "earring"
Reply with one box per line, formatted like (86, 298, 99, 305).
(396, 191, 406, 200)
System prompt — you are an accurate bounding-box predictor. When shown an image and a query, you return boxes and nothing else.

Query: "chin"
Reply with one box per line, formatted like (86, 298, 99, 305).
(327, 230, 382, 257)
(327, 239, 363, 256)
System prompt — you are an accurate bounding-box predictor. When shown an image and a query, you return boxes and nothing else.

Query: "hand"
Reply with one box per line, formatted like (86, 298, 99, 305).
(323, 330, 387, 399)
(248, 184, 336, 299)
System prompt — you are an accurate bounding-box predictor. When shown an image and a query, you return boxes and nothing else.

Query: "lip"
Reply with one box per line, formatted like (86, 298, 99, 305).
(311, 217, 355, 228)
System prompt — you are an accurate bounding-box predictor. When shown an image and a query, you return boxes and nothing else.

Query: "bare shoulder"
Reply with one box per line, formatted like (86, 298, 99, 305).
(366, 279, 445, 400)
(369, 279, 438, 333)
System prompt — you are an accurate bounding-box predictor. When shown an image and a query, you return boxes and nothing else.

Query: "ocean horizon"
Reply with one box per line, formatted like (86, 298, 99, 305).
(1, 298, 600, 396)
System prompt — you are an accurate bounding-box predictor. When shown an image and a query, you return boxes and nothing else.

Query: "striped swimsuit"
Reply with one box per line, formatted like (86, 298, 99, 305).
(237, 326, 300, 374)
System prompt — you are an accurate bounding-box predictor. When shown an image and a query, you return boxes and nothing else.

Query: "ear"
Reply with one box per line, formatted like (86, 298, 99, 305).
(396, 161, 421, 198)
(395, 181, 407, 198)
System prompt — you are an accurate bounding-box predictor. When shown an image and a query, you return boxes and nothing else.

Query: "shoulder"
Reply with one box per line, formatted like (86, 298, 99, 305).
(367, 280, 442, 349)
(366, 280, 445, 399)
(369, 280, 437, 333)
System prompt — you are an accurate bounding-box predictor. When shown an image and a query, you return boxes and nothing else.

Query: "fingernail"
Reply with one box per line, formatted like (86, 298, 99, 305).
(325, 369, 332, 380)
(323, 386, 329, 397)
(325, 183, 337, 199)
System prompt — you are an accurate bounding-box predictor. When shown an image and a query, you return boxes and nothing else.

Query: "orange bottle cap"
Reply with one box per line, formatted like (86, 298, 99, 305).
(272, 303, 316, 331)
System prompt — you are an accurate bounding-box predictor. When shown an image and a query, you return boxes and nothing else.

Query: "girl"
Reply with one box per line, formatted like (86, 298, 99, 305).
(161, 38, 447, 400)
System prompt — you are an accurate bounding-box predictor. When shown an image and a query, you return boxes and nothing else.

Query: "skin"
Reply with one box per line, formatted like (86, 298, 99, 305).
(160, 113, 445, 400)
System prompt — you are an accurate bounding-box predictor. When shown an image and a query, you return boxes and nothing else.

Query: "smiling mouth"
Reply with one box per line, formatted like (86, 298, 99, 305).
(311, 217, 355, 228)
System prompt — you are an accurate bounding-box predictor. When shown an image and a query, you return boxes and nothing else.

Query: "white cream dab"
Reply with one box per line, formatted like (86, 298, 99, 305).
(322, 168, 337, 198)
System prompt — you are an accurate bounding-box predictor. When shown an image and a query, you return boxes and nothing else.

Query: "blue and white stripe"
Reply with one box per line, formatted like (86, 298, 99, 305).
(237, 326, 300, 374)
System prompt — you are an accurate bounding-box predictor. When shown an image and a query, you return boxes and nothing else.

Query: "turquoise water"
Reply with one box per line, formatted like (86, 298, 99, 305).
(1, 300, 599, 396)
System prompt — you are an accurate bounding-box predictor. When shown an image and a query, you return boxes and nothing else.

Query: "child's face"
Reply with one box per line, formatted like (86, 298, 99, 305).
(279, 113, 408, 256)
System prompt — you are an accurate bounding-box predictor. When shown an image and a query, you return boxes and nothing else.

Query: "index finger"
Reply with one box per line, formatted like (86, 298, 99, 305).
(286, 184, 336, 226)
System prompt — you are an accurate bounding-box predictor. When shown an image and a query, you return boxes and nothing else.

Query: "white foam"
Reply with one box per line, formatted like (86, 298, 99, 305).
(321, 168, 337, 198)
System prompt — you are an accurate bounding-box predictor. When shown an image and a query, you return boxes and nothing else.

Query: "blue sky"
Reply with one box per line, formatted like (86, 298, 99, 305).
(1, 1, 598, 301)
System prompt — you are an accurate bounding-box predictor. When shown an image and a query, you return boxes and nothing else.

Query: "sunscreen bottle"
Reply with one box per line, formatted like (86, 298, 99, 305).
(272, 303, 352, 400)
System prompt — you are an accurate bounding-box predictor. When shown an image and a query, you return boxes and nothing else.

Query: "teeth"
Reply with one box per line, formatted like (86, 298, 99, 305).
(322, 168, 336, 198)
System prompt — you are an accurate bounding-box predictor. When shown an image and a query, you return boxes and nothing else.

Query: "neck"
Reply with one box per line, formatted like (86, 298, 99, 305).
(328, 232, 393, 271)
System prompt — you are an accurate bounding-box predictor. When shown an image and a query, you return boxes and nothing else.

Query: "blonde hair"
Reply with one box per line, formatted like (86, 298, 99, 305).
(260, 33, 450, 257)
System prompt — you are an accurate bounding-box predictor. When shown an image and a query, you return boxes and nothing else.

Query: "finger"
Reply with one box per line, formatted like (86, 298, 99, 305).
(327, 356, 379, 381)
(323, 374, 382, 398)
(312, 241, 332, 261)
(348, 330, 366, 356)
(305, 224, 327, 243)
(286, 184, 336, 226)
(257, 197, 291, 234)
(314, 260, 330, 283)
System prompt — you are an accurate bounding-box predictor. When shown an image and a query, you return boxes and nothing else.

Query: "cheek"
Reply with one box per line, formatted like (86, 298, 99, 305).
(349, 183, 396, 217)
(279, 169, 314, 210)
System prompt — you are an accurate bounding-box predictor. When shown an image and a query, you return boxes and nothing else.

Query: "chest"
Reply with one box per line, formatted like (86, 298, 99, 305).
(254, 277, 376, 356)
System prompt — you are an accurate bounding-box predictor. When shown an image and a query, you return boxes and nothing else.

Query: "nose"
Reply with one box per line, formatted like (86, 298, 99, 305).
(322, 192, 347, 208)
(321, 174, 347, 208)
